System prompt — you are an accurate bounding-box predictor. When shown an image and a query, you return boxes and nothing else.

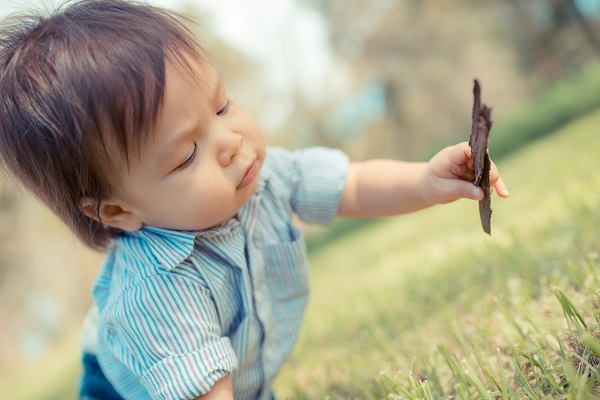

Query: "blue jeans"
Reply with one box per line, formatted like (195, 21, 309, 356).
(79, 352, 124, 400)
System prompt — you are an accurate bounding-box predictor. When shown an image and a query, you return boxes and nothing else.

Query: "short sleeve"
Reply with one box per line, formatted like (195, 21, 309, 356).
(105, 272, 237, 399)
(288, 147, 349, 224)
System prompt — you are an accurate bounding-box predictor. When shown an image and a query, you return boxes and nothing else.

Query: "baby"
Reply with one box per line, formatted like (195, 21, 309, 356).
(0, 1, 509, 399)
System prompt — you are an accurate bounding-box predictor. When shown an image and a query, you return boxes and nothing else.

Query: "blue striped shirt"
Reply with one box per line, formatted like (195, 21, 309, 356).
(90, 146, 349, 399)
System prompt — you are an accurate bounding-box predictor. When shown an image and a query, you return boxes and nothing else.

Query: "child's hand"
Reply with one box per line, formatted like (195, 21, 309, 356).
(419, 142, 509, 205)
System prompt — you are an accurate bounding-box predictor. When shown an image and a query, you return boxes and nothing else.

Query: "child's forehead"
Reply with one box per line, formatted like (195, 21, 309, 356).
(166, 54, 222, 96)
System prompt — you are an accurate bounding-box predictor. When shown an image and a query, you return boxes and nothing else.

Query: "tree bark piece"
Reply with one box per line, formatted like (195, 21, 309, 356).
(469, 79, 493, 235)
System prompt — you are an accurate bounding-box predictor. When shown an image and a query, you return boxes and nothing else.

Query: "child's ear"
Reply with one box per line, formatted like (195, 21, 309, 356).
(80, 198, 143, 232)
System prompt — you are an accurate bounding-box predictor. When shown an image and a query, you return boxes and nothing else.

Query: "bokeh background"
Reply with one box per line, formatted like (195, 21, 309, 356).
(1, 0, 600, 398)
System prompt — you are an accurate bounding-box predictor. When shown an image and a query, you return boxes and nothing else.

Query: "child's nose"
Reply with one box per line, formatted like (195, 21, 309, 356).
(216, 129, 243, 167)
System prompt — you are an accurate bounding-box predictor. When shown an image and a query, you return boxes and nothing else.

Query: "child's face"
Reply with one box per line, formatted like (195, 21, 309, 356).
(105, 56, 266, 232)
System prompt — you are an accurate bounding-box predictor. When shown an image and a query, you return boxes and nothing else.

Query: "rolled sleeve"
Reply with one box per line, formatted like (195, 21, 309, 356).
(289, 147, 349, 224)
(104, 273, 238, 399)
(142, 337, 236, 399)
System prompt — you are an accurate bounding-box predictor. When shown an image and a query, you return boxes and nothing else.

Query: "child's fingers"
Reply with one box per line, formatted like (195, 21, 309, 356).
(458, 168, 475, 183)
(489, 160, 510, 198)
(494, 176, 510, 198)
(444, 142, 476, 180)
(447, 142, 472, 166)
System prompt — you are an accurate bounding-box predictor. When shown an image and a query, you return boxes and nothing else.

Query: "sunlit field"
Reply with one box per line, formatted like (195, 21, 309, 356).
(275, 110, 600, 399)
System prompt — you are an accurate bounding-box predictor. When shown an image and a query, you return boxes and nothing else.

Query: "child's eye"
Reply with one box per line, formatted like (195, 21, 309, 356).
(217, 99, 230, 116)
(176, 143, 197, 171)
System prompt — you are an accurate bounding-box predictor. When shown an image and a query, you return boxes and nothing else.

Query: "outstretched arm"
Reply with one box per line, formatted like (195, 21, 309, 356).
(338, 142, 509, 218)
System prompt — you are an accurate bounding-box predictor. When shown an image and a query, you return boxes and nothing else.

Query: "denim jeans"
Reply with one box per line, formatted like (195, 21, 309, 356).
(79, 352, 124, 400)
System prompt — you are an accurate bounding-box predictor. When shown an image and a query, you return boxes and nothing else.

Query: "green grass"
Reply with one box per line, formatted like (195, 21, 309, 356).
(274, 109, 600, 398)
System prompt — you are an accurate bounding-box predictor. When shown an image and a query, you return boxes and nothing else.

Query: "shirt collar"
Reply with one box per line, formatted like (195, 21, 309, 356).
(121, 162, 270, 271)
(133, 226, 196, 271)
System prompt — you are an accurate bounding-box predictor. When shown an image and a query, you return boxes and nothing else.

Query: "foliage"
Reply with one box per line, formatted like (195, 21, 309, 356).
(298, 0, 600, 162)
(490, 62, 600, 160)
(423, 62, 600, 163)
(274, 109, 600, 398)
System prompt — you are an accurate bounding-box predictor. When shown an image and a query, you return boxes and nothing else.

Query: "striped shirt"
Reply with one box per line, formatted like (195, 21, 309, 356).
(91, 146, 349, 400)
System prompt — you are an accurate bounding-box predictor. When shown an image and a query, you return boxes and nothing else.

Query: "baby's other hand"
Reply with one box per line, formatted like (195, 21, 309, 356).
(418, 142, 509, 205)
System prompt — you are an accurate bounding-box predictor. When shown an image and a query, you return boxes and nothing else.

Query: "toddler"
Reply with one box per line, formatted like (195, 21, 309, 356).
(0, 1, 508, 399)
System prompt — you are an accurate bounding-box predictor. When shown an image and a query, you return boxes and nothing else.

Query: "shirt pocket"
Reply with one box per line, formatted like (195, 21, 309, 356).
(263, 224, 309, 302)
(261, 224, 310, 369)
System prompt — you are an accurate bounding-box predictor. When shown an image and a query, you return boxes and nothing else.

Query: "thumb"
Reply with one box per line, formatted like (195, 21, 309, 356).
(451, 180, 484, 201)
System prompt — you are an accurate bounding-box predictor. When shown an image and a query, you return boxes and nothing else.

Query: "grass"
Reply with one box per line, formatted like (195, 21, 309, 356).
(273, 108, 600, 398)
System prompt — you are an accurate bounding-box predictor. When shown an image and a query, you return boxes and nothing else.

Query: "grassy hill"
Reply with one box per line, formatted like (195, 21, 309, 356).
(275, 109, 600, 399)
(4, 108, 600, 400)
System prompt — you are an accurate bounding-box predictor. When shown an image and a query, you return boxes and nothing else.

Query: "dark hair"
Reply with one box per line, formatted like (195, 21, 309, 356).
(0, 0, 205, 250)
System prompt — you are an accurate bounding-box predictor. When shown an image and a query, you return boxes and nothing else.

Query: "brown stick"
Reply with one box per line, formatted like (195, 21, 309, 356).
(468, 79, 493, 235)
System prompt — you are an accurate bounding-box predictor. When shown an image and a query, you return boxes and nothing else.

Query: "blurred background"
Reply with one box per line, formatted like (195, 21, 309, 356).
(1, 0, 600, 398)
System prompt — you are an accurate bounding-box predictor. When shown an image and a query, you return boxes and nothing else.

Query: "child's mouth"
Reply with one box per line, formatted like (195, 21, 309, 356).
(237, 159, 258, 189)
